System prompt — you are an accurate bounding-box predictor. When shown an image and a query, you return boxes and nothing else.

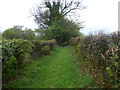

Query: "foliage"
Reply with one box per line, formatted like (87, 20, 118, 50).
(30, 39, 56, 58)
(2, 26, 24, 39)
(70, 31, 120, 88)
(2, 25, 37, 40)
(31, 0, 84, 45)
(23, 29, 37, 40)
(32, 0, 85, 29)
(35, 18, 81, 45)
(50, 19, 81, 45)
(3, 46, 95, 88)
(2, 39, 34, 80)
(2, 39, 56, 81)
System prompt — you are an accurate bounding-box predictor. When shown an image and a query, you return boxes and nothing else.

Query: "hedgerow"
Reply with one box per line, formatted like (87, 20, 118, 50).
(2, 39, 34, 80)
(70, 31, 120, 88)
(31, 39, 56, 58)
(2, 39, 56, 81)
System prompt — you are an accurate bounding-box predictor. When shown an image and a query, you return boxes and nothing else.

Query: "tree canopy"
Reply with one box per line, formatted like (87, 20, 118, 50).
(31, 0, 85, 45)
(2, 25, 37, 40)
(2, 25, 24, 39)
(32, 0, 85, 28)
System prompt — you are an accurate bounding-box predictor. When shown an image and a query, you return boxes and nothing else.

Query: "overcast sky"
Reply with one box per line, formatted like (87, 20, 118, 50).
(0, 0, 119, 35)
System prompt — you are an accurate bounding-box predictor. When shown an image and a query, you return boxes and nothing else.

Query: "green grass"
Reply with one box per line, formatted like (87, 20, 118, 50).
(4, 46, 95, 88)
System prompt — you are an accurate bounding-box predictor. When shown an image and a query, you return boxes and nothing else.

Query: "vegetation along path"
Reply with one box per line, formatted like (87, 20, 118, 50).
(6, 46, 95, 88)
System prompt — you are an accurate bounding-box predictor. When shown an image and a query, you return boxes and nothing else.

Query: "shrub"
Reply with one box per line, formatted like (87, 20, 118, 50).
(2, 39, 34, 80)
(2, 39, 56, 81)
(70, 31, 120, 87)
(41, 45, 50, 55)
(31, 39, 56, 58)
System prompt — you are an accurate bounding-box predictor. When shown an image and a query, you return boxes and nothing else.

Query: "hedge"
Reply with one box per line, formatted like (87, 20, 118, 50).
(70, 31, 120, 88)
(31, 39, 56, 58)
(2, 39, 56, 81)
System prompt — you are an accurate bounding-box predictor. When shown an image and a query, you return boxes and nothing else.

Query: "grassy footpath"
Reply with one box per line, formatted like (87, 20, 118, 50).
(5, 46, 95, 88)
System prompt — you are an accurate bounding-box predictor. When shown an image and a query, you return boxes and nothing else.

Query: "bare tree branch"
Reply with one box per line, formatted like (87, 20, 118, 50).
(31, 0, 86, 29)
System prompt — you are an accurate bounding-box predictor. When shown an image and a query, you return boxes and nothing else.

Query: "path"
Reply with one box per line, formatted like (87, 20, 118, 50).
(6, 46, 95, 88)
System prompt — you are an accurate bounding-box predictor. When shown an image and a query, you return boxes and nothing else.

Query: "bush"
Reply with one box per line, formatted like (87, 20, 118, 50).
(2, 39, 56, 81)
(70, 31, 120, 87)
(2, 39, 34, 80)
(41, 45, 50, 55)
(31, 39, 56, 58)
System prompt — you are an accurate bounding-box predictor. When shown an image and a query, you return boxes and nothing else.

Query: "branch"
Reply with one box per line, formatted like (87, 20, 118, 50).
(45, 2, 51, 8)
(61, 0, 73, 14)
(61, 1, 85, 16)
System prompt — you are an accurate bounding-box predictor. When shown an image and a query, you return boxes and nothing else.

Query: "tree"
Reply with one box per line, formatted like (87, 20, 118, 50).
(31, 0, 85, 45)
(23, 29, 37, 40)
(2, 25, 37, 40)
(32, 0, 85, 28)
(2, 25, 24, 39)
